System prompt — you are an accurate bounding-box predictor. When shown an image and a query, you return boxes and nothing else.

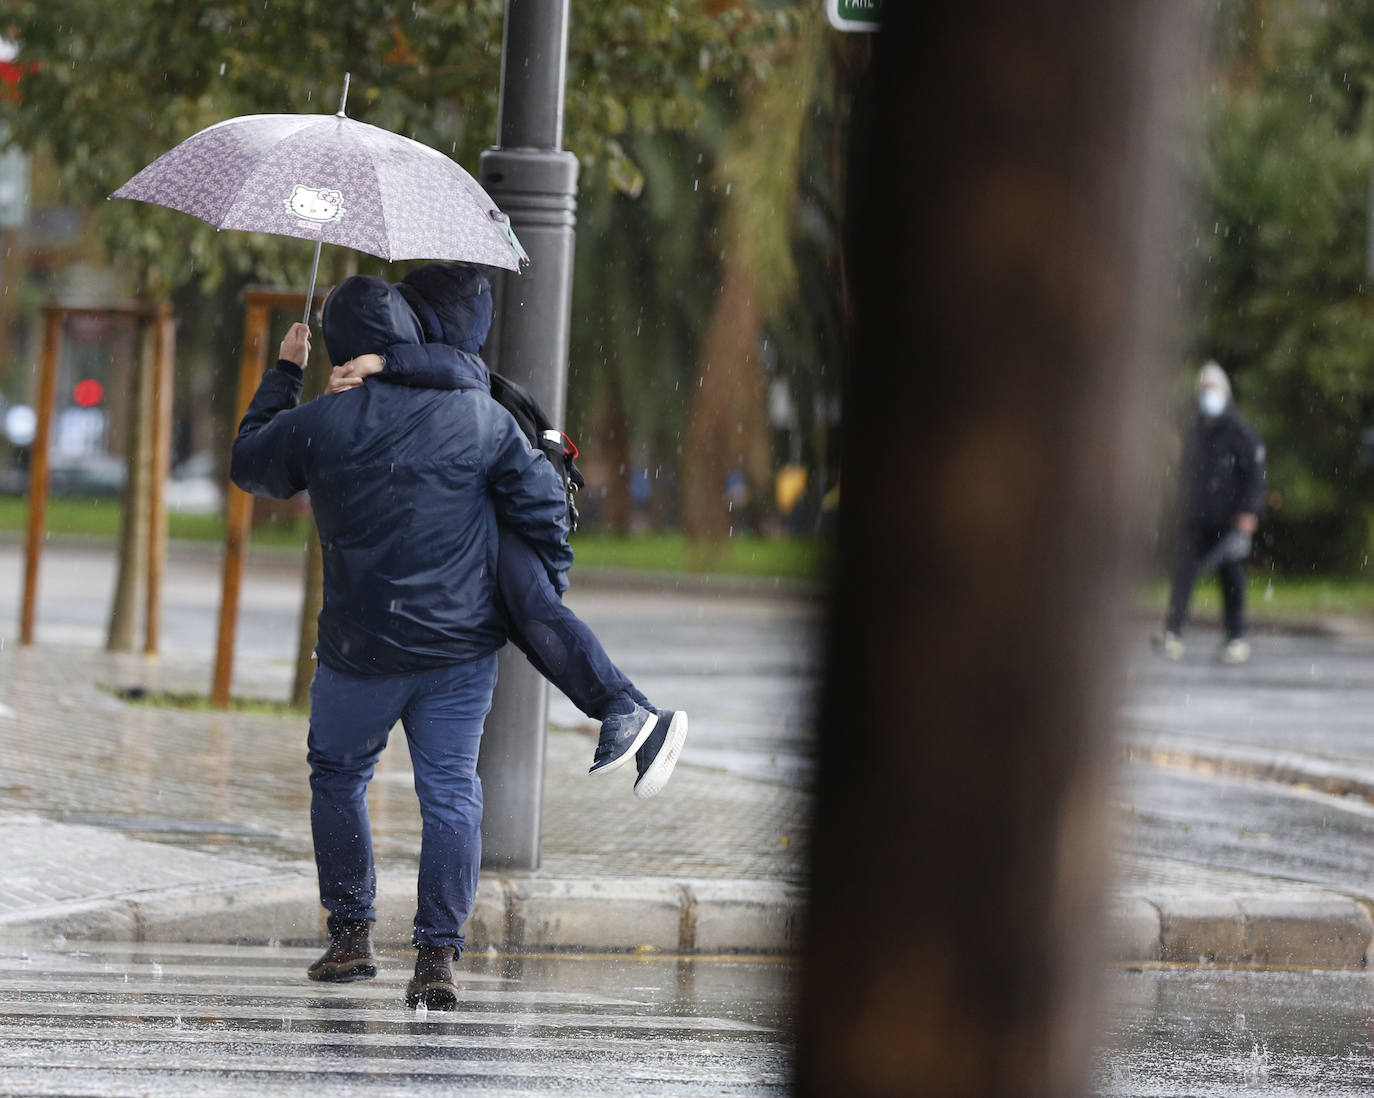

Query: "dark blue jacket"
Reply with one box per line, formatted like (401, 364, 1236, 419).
(230, 275, 572, 676)
(1178, 407, 1267, 531)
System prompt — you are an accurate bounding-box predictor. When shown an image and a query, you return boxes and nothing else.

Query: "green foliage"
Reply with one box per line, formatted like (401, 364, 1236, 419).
(1, 0, 785, 292)
(1194, 3, 1374, 569)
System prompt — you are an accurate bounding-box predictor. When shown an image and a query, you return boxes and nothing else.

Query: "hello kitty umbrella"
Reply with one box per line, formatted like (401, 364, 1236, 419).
(111, 75, 526, 323)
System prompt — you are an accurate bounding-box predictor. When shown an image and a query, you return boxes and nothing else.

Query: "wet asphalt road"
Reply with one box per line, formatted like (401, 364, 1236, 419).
(0, 943, 793, 1097)
(1122, 626, 1374, 766)
(0, 542, 823, 787)
(1093, 967, 1374, 1097)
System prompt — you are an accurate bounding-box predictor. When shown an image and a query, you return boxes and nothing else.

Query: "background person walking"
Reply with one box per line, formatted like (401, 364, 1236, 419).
(1155, 361, 1267, 664)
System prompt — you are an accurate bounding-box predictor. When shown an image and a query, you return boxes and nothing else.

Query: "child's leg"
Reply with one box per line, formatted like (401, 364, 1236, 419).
(496, 525, 649, 719)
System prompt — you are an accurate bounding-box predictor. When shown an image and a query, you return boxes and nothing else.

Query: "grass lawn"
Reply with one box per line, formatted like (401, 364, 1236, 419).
(0, 496, 827, 580)
(0, 495, 312, 548)
(1139, 574, 1374, 619)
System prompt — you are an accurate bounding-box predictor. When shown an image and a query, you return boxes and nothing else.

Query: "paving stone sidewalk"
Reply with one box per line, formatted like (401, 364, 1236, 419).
(0, 644, 807, 953)
(5, 633, 1372, 968)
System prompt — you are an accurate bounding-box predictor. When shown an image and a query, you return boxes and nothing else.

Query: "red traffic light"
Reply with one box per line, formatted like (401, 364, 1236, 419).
(72, 379, 104, 407)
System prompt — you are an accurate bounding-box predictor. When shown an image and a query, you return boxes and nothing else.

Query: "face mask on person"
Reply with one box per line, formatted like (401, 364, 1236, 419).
(1199, 388, 1227, 418)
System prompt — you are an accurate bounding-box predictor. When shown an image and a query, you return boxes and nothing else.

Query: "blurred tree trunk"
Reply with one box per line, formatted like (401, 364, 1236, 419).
(599, 363, 633, 535)
(681, 257, 771, 543)
(682, 13, 826, 546)
(0, 227, 23, 370)
(107, 320, 155, 652)
(794, 4, 1194, 1097)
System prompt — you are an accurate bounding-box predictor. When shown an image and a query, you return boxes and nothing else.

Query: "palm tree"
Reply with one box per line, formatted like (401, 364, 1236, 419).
(682, 11, 832, 544)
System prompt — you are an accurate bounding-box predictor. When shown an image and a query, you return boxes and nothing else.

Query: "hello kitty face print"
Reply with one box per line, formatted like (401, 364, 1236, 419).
(286, 185, 345, 225)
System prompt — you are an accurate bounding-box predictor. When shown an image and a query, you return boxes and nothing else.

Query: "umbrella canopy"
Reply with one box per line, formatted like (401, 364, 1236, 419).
(112, 103, 525, 272)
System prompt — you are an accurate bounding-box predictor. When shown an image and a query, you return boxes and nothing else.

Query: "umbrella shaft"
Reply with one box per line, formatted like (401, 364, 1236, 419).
(303, 239, 323, 326)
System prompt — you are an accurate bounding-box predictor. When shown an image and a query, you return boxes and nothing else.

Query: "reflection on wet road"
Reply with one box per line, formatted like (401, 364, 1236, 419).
(0, 943, 793, 1096)
(1094, 967, 1374, 1097)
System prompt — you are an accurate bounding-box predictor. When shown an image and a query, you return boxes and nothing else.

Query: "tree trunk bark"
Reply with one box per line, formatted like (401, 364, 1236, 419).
(599, 363, 632, 535)
(107, 320, 155, 652)
(681, 256, 773, 545)
(794, 5, 1195, 1097)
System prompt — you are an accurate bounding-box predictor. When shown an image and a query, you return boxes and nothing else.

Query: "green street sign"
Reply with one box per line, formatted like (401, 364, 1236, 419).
(826, 0, 883, 33)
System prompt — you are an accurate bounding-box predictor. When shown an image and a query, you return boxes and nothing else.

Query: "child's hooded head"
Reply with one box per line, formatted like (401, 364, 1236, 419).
(396, 263, 493, 355)
(322, 275, 424, 366)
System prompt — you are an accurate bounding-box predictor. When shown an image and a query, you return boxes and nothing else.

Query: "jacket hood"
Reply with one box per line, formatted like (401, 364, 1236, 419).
(1198, 360, 1232, 402)
(397, 262, 493, 354)
(323, 275, 424, 366)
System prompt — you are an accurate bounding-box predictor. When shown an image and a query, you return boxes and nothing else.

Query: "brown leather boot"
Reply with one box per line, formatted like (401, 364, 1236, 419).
(307, 920, 377, 983)
(404, 945, 458, 1010)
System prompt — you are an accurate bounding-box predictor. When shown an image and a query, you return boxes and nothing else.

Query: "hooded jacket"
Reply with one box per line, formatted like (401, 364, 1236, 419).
(230, 275, 572, 676)
(383, 262, 585, 537)
(1179, 366, 1267, 530)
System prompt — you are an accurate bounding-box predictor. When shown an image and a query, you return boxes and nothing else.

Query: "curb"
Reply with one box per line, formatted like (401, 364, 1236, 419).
(0, 870, 807, 955)
(1108, 893, 1374, 968)
(1127, 605, 1374, 641)
(1122, 738, 1374, 807)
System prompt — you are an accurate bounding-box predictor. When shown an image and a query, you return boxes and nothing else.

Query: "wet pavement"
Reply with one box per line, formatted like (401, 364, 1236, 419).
(0, 942, 793, 1096)
(1123, 626, 1374, 770)
(1112, 626, 1374, 907)
(1115, 761, 1374, 895)
(0, 541, 822, 788)
(0, 641, 809, 889)
(1093, 966, 1374, 1097)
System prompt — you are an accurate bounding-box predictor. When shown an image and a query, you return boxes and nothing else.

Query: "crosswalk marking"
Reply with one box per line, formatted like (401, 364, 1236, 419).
(0, 944, 791, 1097)
(0, 975, 648, 1007)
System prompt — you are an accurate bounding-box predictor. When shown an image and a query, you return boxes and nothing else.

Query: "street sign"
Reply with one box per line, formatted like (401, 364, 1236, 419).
(826, 0, 883, 33)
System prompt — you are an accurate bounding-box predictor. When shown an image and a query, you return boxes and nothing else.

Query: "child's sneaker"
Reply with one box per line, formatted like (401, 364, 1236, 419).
(633, 710, 689, 800)
(589, 704, 658, 776)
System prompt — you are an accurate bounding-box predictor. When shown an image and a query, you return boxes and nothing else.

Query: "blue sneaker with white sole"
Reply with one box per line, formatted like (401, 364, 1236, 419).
(589, 704, 659, 775)
(633, 710, 688, 800)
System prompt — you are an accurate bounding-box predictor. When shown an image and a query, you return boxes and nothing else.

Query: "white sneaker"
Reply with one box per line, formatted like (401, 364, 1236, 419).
(1221, 638, 1251, 665)
(1152, 631, 1184, 661)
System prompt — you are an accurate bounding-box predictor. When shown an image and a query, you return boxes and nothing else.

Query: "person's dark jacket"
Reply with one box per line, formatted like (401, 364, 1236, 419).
(1179, 406, 1267, 530)
(229, 275, 572, 676)
(386, 262, 585, 525)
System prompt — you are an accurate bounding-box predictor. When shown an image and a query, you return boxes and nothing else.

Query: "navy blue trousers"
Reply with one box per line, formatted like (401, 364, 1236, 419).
(496, 525, 648, 719)
(1165, 523, 1246, 640)
(307, 654, 498, 953)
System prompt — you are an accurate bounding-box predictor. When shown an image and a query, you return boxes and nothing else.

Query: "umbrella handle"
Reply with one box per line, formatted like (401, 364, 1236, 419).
(302, 238, 322, 327)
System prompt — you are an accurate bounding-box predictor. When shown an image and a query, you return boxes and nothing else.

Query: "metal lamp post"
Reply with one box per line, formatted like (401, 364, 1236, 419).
(476, 0, 579, 870)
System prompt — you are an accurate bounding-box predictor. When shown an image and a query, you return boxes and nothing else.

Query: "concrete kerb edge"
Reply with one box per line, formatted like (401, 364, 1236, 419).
(0, 873, 807, 955)
(1112, 892, 1374, 968)
(1120, 738, 1374, 807)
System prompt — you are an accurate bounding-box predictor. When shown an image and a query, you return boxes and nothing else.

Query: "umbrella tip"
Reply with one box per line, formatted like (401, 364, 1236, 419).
(337, 73, 351, 117)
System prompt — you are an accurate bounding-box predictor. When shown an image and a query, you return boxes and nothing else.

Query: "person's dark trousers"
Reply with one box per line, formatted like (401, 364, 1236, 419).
(1165, 523, 1246, 640)
(495, 524, 649, 720)
(307, 653, 499, 955)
